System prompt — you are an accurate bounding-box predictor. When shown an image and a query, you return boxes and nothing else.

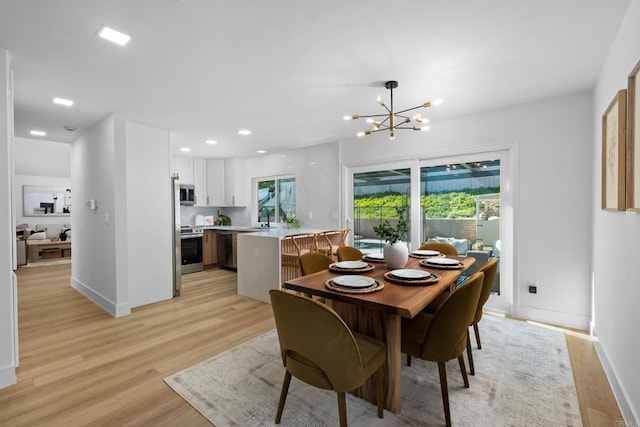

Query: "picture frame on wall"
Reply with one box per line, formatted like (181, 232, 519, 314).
(627, 59, 640, 211)
(601, 89, 627, 211)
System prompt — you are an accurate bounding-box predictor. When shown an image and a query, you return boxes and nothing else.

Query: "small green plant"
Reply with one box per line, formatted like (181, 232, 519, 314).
(373, 205, 408, 244)
(285, 214, 300, 229)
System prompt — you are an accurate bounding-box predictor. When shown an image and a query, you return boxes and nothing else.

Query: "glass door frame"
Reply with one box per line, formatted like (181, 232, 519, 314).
(344, 148, 513, 314)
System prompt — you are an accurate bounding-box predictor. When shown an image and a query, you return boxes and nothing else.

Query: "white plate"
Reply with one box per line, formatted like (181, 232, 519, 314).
(412, 249, 440, 256)
(332, 275, 376, 288)
(426, 257, 460, 266)
(365, 253, 384, 259)
(391, 269, 431, 279)
(335, 261, 368, 269)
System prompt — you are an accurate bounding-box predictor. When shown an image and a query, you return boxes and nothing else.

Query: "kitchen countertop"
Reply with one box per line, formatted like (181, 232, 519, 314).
(237, 228, 328, 239)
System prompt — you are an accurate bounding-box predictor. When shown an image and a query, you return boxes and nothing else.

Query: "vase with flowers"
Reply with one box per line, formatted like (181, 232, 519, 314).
(373, 204, 409, 268)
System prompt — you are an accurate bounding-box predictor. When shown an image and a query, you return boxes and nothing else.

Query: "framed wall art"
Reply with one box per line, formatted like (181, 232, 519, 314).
(601, 89, 627, 211)
(627, 59, 640, 211)
(22, 185, 71, 217)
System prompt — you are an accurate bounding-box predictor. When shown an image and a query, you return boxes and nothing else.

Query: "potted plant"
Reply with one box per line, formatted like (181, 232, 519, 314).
(285, 214, 300, 229)
(373, 205, 409, 268)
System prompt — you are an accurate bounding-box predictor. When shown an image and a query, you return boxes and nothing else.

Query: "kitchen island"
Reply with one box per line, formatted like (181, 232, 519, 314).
(236, 228, 332, 303)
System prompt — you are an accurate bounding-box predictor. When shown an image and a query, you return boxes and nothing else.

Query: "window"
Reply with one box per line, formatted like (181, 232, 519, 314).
(257, 176, 296, 224)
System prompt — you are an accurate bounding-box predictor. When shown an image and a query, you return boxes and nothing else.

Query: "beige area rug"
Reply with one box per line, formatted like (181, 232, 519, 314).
(165, 315, 582, 426)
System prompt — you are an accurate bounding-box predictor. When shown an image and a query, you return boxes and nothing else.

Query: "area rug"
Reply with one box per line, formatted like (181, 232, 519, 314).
(18, 258, 71, 268)
(165, 315, 582, 426)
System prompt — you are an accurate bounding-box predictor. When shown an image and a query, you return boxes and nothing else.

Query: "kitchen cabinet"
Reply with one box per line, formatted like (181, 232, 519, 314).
(193, 157, 207, 206)
(206, 159, 226, 206)
(173, 155, 194, 185)
(225, 158, 247, 206)
(203, 229, 217, 266)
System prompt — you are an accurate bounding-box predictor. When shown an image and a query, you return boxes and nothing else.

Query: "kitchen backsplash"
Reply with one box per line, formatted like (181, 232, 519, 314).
(180, 205, 250, 227)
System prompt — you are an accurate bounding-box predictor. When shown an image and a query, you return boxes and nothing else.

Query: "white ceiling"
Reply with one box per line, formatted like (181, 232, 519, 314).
(0, 0, 631, 159)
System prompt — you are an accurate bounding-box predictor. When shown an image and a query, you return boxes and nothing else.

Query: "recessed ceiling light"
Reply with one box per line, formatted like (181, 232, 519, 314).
(256, 150, 267, 154)
(52, 97, 74, 107)
(179, 147, 191, 152)
(97, 25, 131, 46)
(205, 139, 218, 145)
(238, 129, 252, 136)
(30, 130, 46, 136)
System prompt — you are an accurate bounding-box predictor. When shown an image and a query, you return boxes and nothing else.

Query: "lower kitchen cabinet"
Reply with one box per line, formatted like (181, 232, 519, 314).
(203, 230, 217, 266)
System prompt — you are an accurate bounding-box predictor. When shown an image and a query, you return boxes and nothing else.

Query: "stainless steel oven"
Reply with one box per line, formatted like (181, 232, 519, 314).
(180, 227, 204, 274)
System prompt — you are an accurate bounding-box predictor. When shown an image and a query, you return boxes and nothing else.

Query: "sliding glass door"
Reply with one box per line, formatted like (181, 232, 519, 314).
(345, 150, 511, 313)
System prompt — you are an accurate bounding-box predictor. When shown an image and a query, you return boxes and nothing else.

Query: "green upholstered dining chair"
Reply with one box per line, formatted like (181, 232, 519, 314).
(299, 251, 333, 276)
(269, 289, 386, 426)
(401, 271, 484, 427)
(336, 246, 364, 262)
(466, 258, 499, 375)
(418, 241, 458, 256)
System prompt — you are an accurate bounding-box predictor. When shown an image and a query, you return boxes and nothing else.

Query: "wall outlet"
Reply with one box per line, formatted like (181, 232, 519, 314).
(528, 285, 537, 294)
(308, 212, 313, 220)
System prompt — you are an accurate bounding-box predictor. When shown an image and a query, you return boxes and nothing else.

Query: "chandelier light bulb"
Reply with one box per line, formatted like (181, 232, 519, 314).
(376, 95, 385, 106)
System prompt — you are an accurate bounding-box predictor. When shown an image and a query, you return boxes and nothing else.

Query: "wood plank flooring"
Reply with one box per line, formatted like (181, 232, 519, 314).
(0, 263, 623, 426)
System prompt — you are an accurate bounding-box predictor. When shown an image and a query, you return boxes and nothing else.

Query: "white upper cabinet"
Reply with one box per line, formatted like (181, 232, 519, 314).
(193, 157, 206, 206)
(206, 159, 226, 207)
(225, 158, 247, 206)
(172, 155, 193, 185)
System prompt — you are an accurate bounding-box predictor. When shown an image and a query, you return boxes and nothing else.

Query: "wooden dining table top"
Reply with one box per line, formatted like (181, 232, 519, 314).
(284, 255, 475, 319)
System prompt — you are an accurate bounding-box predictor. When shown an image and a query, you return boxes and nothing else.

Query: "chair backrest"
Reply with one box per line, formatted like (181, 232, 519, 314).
(299, 251, 333, 275)
(421, 271, 484, 362)
(471, 258, 499, 324)
(269, 289, 365, 392)
(336, 246, 363, 262)
(418, 241, 458, 256)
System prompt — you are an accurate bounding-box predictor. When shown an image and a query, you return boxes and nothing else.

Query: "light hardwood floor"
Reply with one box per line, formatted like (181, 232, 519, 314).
(0, 263, 623, 426)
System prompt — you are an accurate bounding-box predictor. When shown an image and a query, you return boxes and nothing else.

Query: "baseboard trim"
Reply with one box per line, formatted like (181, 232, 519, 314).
(71, 277, 131, 318)
(592, 326, 639, 426)
(517, 305, 589, 331)
(0, 363, 16, 389)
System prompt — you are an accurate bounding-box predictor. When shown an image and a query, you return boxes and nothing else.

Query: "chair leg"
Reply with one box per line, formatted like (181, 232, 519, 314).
(466, 332, 475, 376)
(407, 354, 412, 366)
(375, 366, 384, 419)
(474, 323, 481, 349)
(275, 371, 292, 424)
(337, 391, 347, 427)
(437, 362, 452, 427)
(458, 355, 469, 388)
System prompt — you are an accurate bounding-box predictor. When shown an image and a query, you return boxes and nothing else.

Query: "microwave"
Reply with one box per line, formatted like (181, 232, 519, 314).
(179, 184, 195, 205)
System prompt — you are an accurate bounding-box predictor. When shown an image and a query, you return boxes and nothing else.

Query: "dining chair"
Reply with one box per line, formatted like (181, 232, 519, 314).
(269, 289, 386, 426)
(299, 251, 333, 276)
(418, 241, 458, 256)
(401, 271, 484, 427)
(336, 246, 364, 262)
(466, 258, 499, 375)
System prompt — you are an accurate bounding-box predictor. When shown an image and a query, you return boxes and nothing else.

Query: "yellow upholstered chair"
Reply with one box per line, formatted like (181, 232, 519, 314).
(269, 289, 386, 426)
(466, 258, 499, 375)
(299, 251, 333, 276)
(401, 272, 484, 427)
(336, 246, 364, 262)
(418, 241, 458, 256)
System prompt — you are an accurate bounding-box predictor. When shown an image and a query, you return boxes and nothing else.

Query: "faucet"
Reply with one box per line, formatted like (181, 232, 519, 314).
(259, 206, 270, 227)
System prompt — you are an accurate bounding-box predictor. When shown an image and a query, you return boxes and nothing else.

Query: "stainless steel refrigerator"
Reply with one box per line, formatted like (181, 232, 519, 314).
(171, 174, 182, 296)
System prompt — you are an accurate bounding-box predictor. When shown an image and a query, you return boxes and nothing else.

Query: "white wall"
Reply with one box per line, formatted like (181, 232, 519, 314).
(14, 137, 70, 177)
(0, 48, 17, 388)
(244, 141, 340, 229)
(342, 91, 594, 330)
(125, 121, 172, 307)
(70, 114, 122, 315)
(592, 0, 640, 423)
(71, 115, 174, 315)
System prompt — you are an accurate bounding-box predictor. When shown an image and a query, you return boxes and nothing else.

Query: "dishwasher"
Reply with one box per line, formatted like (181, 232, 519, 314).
(217, 230, 235, 270)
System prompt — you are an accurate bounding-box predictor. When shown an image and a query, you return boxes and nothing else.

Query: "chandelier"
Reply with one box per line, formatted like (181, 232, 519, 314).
(343, 80, 434, 140)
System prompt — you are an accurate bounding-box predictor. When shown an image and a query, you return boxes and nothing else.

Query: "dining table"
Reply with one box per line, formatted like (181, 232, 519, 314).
(283, 253, 475, 414)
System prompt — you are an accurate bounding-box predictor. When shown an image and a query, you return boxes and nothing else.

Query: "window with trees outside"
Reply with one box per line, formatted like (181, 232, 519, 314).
(257, 176, 296, 224)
